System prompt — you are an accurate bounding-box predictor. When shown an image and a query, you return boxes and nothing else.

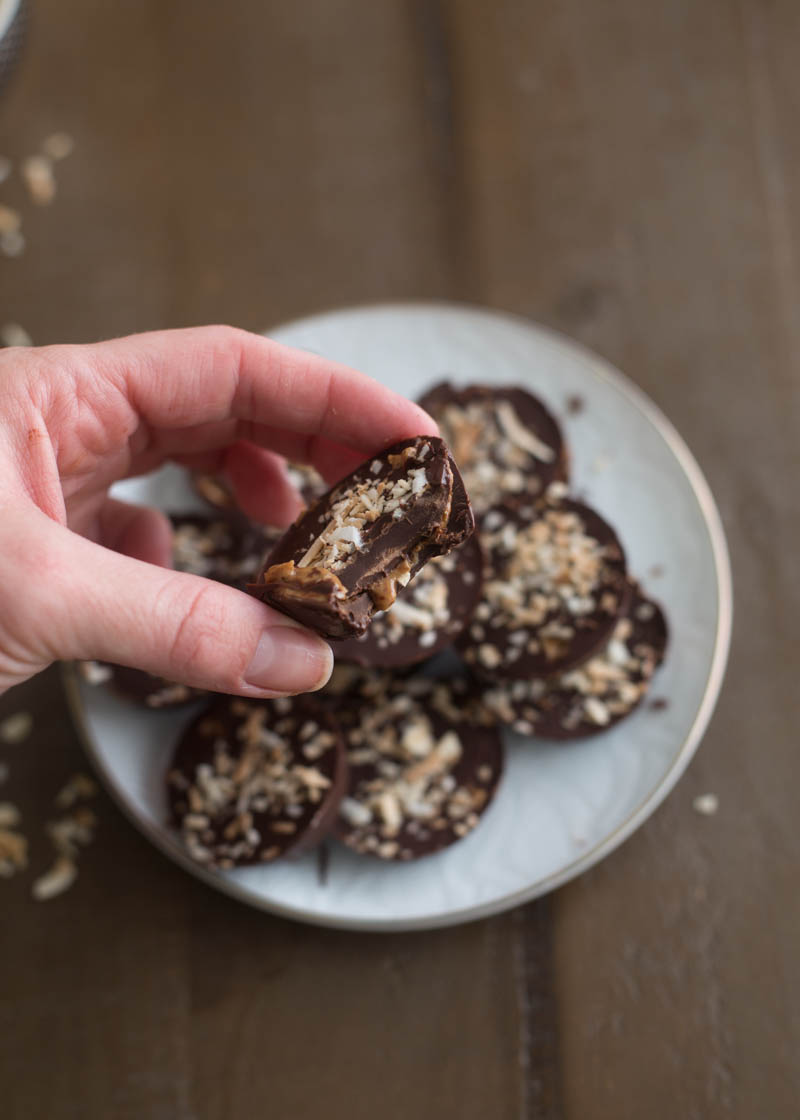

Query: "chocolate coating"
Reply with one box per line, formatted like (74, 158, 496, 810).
(335, 672, 504, 861)
(249, 436, 475, 640)
(167, 694, 347, 869)
(478, 584, 668, 739)
(461, 494, 629, 679)
(335, 534, 484, 668)
(417, 382, 568, 516)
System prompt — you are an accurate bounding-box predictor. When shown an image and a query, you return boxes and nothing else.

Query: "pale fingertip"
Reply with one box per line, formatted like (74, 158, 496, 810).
(243, 626, 333, 695)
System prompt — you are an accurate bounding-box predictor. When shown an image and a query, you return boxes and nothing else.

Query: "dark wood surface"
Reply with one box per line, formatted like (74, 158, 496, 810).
(2, 2, 798, 1117)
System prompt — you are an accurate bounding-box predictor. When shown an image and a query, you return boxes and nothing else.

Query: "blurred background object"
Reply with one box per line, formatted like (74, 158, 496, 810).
(0, 0, 26, 95)
(1, 2, 800, 1119)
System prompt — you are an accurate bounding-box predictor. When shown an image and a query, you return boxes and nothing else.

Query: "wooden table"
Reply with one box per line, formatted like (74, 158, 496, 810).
(2, 2, 798, 1116)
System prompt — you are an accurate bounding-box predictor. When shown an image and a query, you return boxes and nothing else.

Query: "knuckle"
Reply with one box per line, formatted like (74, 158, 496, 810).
(200, 324, 249, 361)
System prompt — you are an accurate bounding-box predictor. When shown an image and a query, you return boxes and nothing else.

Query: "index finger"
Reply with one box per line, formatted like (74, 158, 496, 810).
(84, 325, 438, 455)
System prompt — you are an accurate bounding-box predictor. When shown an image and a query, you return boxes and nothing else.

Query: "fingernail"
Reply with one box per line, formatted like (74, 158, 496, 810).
(244, 627, 332, 694)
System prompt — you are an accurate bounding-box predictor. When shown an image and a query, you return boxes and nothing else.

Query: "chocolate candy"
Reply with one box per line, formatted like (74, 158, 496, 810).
(249, 436, 475, 640)
(462, 493, 629, 679)
(478, 584, 668, 738)
(336, 672, 504, 861)
(417, 382, 568, 516)
(170, 512, 270, 589)
(285, 461, 327, 507)
(167, 694, 347, 869)
(171, 512, 284, 593)
(335, 535, 484, 668)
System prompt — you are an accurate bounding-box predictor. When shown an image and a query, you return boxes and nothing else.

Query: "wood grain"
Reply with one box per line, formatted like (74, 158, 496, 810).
(2, 0, 799, 1117)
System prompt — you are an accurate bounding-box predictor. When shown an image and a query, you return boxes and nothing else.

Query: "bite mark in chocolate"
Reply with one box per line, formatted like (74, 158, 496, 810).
(335, 535, 484, 668)
(249, 437, 475, 640)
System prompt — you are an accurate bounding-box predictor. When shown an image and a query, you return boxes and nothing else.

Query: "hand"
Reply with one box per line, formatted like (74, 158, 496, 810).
(0, 326, 437, 696)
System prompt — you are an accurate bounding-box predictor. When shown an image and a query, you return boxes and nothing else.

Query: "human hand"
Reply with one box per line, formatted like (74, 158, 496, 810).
(0, 326, 437, 696)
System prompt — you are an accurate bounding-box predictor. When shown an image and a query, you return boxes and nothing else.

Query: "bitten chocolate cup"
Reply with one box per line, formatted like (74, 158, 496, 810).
(167, 694, 347, 869)
(335, 535, 484, 669)
(249, 436, 475, 640)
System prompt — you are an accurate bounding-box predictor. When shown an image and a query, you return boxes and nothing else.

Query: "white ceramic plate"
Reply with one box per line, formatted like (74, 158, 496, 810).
(64, 303, 732, 931)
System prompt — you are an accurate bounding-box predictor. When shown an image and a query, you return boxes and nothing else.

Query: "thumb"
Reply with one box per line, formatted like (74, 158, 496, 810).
(3, 507, 332, 697)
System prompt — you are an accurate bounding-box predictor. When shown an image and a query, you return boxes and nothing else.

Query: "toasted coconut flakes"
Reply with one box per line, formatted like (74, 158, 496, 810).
(55, 773, 98, 809)
(340, 797, 372, 827)
(389, 599, 435, 631)
(79, 660, 113, 685)
(32, 855, 78, 901)
(21, 155, 56, 205)
(42, 132, 75, 161)
(0, 803, 21, 828)
(0, 712, 33, 744)
(583, 697, 611, 725)
(0, 203, 21, 234)
(0, 323, 33, 348)
(495, 399, 556, 462)
(0, 827, 28, 876)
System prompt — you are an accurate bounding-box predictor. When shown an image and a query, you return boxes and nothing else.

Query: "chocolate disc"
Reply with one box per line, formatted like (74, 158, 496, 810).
(170, 513, 255, 587)
(461, 494, 629, 679)
(418, 382, 568, 516)
(335, 535, 484, 668)
(173, 512, 285, 592)
(249, 436, 475, 640)
(167, 694, 347, 869)
(284, 461, 327, 507)
(478, 584, 668, 739)
(335, 672, 504, 861)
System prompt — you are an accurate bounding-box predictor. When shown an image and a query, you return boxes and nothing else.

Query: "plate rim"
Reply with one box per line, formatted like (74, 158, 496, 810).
(63, 300, 733, 932)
